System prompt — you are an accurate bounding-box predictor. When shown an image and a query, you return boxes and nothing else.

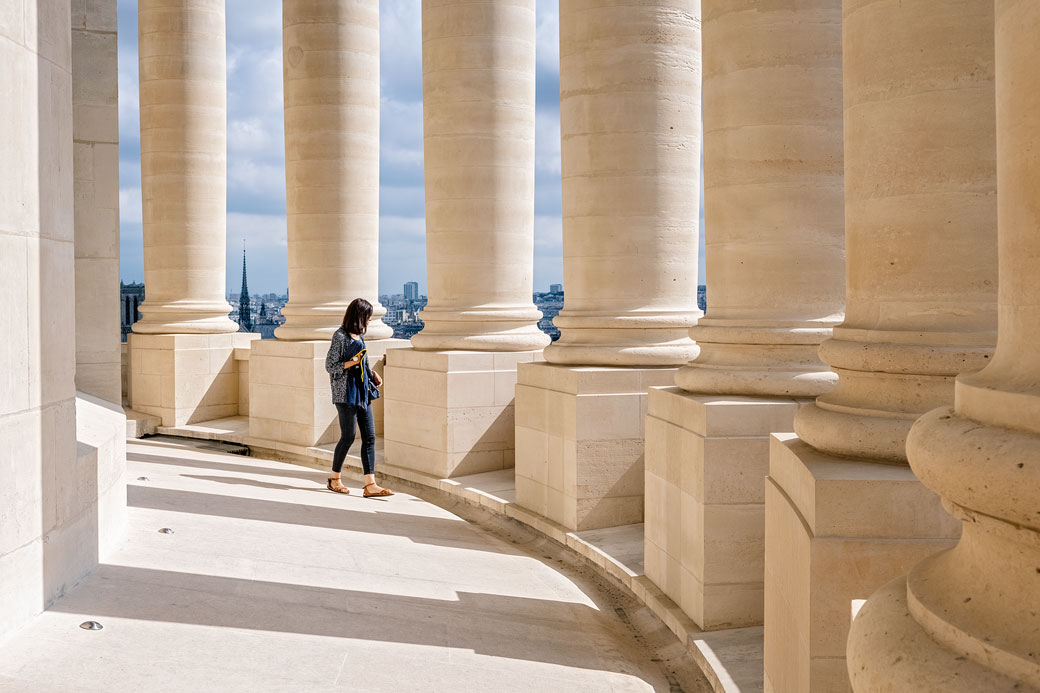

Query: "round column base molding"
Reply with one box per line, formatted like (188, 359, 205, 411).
(134, 302, 239, 335)
(410, 325, 551, 352)
(674, 363, 837, 398)
(544, 330, 700, 367)
(847, 576, 1028, 693)
(794, 401, 916, 463)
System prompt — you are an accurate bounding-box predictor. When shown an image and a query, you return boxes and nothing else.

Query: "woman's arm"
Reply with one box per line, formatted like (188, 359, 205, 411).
(324, 332, 345, 376)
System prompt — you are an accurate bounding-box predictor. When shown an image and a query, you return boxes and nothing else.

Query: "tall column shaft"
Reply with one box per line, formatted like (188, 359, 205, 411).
(848, 2, 1040, 689)
(276, 0, 390, 341)
(794, 0, 998, 462)
(411, 0, 548, 351)
(543, 0, 701, 367)
(675, 0, 844, 397)
(135, 0, 235, 334)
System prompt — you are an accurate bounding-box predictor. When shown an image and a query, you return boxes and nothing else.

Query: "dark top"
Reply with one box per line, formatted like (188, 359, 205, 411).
(325, 329, 374, 407)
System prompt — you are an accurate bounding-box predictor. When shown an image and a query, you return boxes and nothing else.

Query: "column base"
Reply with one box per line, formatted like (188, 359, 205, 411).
(644, 387, 801, 630)
(382, 348, 543, 478)
(764, 433, 961, 693)
(129, 333, 259, 427)
(847, 575, 1029, 692)
(514, 363, 676, 531)
(249, 338, 408, 447)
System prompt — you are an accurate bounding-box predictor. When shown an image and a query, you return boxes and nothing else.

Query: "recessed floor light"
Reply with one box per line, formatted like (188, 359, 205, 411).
(158, 528, 175, 534)
(79, 621, 103, 631)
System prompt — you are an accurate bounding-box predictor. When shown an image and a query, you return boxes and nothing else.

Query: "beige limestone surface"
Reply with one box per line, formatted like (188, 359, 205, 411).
(72, 0, 121, 404)
(0, 438, 699, 691)
(412, 0, 547, 351)
(847, 2, 1040, 689)
(0, 0, 84, 641)
(129, 333, 259, 427)
(764, 434, 959, 693)
(545, 0, 701, 367)
(676, 0, 844, 398)
(793, 0, 997, 463)
(276, 0, 390, 341)
(645, 389, 799, 632)
(383, 349, 543, 479)
(514, 363, 676, 531)
(134, 0, 236, 334)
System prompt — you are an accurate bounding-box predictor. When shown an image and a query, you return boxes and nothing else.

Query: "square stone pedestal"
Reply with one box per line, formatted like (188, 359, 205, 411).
(382, 348, 543, 478)
(129, 333, 259, 426)
(645, 387, 801, 631)
(249, 338, 407, 447)
(514, 363, 676, 531)
(764, 433, 962, 693)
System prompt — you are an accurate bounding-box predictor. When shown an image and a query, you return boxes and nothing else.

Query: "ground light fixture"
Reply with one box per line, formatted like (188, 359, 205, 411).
(158, 528, 174, 534)
(79, 622, 103, 631)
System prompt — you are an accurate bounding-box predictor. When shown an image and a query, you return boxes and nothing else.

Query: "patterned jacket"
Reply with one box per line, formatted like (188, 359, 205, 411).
(324, 328, 373, 406)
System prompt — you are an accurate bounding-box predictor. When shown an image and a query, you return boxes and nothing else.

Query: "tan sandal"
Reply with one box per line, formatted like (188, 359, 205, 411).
(327, 478, 350, 494)
(363, 482, 394, 498)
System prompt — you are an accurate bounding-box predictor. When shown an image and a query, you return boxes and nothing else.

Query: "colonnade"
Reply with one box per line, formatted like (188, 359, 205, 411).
(123, 0, 1039, 690)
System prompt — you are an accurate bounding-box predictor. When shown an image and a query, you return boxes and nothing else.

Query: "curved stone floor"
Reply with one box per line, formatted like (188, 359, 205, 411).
(0, 438, 709, 692)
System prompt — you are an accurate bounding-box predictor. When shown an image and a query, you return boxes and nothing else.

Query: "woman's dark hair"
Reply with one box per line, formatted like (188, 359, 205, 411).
(341, 298, 373, 335)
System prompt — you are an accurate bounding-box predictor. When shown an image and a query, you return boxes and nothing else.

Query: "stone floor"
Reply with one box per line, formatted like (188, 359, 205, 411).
(0, 438, 709, 692)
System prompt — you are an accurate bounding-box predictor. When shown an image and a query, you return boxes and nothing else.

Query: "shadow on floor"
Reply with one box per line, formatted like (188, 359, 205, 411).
(50, 564, 652, 682)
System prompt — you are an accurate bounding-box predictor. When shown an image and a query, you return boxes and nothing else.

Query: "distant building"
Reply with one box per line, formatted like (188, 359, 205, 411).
(549, 283, 562, 294)
(120, 281, 145, 342)
(697, 284, 707, 312)
(404, 281, 419, 301)
(237, 248, 253, 332)
(533, 290, 563, 341)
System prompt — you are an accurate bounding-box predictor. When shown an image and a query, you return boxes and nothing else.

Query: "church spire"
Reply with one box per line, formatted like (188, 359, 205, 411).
(238, 241, 252, 332)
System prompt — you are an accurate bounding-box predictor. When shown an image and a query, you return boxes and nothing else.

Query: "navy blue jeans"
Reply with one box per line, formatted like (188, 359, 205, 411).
(332, 402, 375, 476)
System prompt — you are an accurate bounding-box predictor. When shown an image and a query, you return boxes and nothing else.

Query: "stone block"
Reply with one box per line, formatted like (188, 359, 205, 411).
(129, 333, 250, 426)
(382, 347, 542, 478)
(643, 388, 800, 631)
(763, 433, 962, 693)
(514, 363, 676, 531)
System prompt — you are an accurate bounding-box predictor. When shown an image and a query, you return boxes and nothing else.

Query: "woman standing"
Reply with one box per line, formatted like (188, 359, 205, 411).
(324, 298, 393, 497)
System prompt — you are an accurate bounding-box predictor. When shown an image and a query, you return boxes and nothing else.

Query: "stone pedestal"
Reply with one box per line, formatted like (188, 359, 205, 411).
(249, 337, 406, 446)
(514, 363, 675, 531)
(382, 349, 541, 479)
(129, 333, 259, 427)
(764, 433, 960, 693)
(645, 388, 800, 630)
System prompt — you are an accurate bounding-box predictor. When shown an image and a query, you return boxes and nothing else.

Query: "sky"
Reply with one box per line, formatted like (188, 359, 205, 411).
(117, 0, 705, 297)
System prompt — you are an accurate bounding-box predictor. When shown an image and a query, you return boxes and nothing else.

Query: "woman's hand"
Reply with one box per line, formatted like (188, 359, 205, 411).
(372, 371, 383, 387)
(343, 356, 361, 369)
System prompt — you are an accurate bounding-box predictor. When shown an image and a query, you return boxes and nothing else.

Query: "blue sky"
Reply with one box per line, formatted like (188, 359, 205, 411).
(117, 0, 704, 297)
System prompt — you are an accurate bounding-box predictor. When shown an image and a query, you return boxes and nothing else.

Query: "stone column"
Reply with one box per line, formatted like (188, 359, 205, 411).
(275, 0, 389, 342)
(848, 2, 1040, 689)
(130, 0, 255, 426)
(250, 0, 403, 447)
(73, 0, 122, 404)
(645, 0, 845, 632)
(764, 1, 997, 690)
(409, 0, 546, 352)
(382, 0, 547, 479)
(514, 0, 701, 532)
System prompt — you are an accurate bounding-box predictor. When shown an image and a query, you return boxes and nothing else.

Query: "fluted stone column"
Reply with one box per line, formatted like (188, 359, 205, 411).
(514, 0, 702, 532)
(250, 0, 402, 447)
(764, 2, 997, 690)
(130, 0, 256, 426)
(848, 3, 1040, 689)
(382, 0, 546, 478)
(645, 0, 845, 632)
(410, 0, 546, 352)
(543, 1, 701, 368)
(275, 0, 389, 342)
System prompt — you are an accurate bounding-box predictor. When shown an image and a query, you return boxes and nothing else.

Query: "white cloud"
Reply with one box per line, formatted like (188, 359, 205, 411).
(119, 186, 142, 224)
(536, 0, 560, 74)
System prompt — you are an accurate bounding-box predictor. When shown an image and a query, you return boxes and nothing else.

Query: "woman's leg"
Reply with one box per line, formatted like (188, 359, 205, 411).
(355, 404, 376, 476)
(356, 405, 391, 494)
(331, 403, 356, 476)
